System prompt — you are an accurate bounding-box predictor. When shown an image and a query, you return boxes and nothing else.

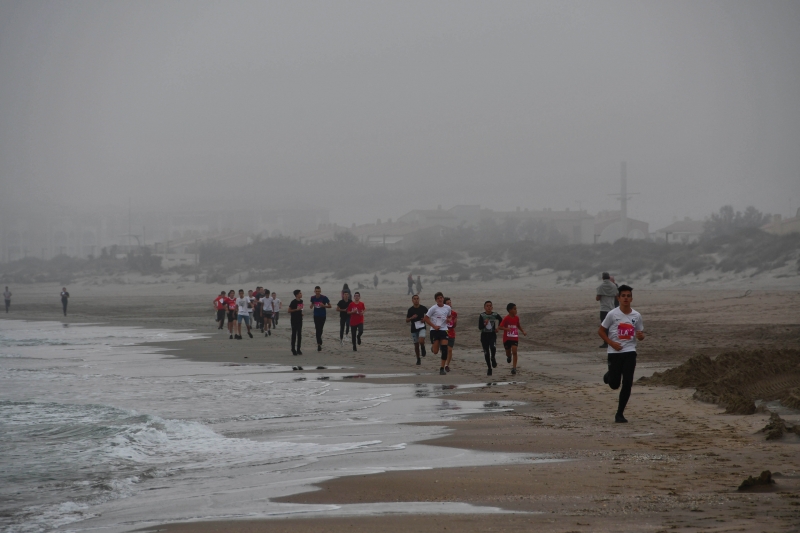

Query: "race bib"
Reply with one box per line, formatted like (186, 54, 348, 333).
(617, 323, 635, 340)
(314, 302, 322, 308)
(507, 325, 519, 338)
(297, 304, 304, 310)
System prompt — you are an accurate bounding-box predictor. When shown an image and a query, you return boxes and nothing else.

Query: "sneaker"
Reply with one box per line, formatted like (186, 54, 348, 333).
(439, 368, 446, 375)
(445, 365, 450, 373)
(416, 357, 421, 366)
(599, 343, 608, 349)
(615, 413, 628, 423)
(345, 335, 350, 341)
(229, 334, 233, 340)
(353, 346, 357, 352)
(247, 331, 253, 338)
(317, 345, 322, 352)
(297, 350, 303, 355)
(292, 349, 297, 356)
(268, 330, 272, 336)
(340, 339, 344, 346)
(491, 356, 497, 368)
(506, 356, 511, 363)
(487, 368, 492, 376)
(421, 348, 426, 357)
(357, 337, 361, 345)
(603, 372, 609, 384)
(265, 332, 269, 337)
(511, 368, 516, 375)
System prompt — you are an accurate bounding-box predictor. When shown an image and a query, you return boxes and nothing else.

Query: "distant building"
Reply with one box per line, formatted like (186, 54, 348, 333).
(594, 210, 649, 243)
(654, 218, 705, 244)
(761, 209, 800, 236)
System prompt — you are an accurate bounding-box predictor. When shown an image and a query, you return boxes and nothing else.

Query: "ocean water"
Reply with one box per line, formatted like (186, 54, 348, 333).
(0, 320, 545, 532)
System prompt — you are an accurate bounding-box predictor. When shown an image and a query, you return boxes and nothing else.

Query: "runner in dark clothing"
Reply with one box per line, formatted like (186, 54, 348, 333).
(336, 293, 351, 345)
(60, 288, 70, 316)
(406, 294, 428, 365)
(478, 300, 502, 376)
(310, 286, 331, 352)
(288, 289, 304, 355)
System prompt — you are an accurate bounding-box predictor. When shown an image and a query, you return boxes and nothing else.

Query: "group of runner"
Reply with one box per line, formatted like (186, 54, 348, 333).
(211, 281, 645, 423)
(212, 284, 365, 355)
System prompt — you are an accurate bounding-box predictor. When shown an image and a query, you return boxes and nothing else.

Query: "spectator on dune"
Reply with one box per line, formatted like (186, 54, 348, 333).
(415, 276, 422, 295)
(407, 274, 414, 295)
(373, 274, 379, 289)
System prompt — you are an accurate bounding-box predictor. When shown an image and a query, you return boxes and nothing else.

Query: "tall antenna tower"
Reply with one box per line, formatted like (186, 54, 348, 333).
(610, 161, 639, 240)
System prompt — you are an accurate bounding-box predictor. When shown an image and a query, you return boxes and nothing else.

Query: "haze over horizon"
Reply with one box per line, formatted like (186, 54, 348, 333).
(1, 1, 799, 231)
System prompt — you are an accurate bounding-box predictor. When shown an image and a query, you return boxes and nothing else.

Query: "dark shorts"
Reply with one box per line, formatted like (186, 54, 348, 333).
(503, 340, 518, 349)
(264, 311, 273, 318)
(430, 330, 449, 343)
(447, 338, 455, 347)
(216, 309, 226, 322)
(227, 310, 236, 322)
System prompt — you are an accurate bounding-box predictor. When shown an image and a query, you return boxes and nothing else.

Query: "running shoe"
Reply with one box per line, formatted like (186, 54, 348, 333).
(615, 413, 628, 423)
(247, 331, 253, 338)
(297, 350, 303, 355)
(352, 346, 357, 352)
(599, 343, 608, 349)
(416, 356, 421, 366)
(491, 356, 497, 368)
(265, 332, 269, 337)
(292, 349, 297, 356)
(506, 356, 511, 363)
(340, 339, 344, 346)
(439, 368, 446, 375)
(511, 368, 516, 375)
(317, 345, 322, 352)
(229, 334, 233, 340)
(603, 372, 609, 384)
(445, 365, 450, 373)
(357, 337, 361, 345)
(487, 368, 492, 376)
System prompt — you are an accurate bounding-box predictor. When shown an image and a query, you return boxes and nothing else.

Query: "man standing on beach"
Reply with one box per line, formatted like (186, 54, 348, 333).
(373, 274, 379, 289)
(347, 292, 365, 351)
(599, 284, 645, 423)
(405, 294, 428, 365)
(424, 292, 451, 376)
(310, 286, 331, 352)
(60, 288, 70, 317)
(596, 272, 619, 348)
(415, 276, 422, 295)
(235, 289, 254, 339)
(3, 286, 11, 313)
(407, 274, 414, 295)
(288, 289, 304, 355)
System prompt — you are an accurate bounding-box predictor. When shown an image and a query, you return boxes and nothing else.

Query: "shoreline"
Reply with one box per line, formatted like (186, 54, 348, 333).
(3, 284, 800, 532)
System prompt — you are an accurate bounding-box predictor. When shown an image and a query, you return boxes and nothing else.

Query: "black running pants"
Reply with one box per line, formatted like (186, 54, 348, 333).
(291, 321, 302, 350)
(481, 332, 497, 367)
(314, 315, 326, 346)
(339, 314, 350, 339)
(62, 299, 68, 316)
(351, 323, 363, 349)
(607, 351, 637, 415)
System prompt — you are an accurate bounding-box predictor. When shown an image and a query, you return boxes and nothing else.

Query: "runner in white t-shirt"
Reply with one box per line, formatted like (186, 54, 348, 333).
(423, 292, 452, 376)
(271, 293, 282, 328)
(598, 284, 645, 423)
(262, 291, 274, 337)
(235, 289, 254, 339)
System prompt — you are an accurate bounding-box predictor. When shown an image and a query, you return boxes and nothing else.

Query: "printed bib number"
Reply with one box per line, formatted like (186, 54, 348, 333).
(617, 323, 635, 340)
(507, 325, 519, 338)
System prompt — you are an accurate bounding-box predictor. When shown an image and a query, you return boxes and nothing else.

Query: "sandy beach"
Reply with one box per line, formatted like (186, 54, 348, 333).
(5, 280, 800, 532)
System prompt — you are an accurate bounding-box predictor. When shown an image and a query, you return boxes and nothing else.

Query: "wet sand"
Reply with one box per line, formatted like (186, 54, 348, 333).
(6, 282, 800, 532)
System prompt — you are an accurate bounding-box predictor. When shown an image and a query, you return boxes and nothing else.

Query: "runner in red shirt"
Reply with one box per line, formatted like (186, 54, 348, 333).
(347, 292, 366, 351)
(213, 291, 227, 330)
(443, 297, 457, 373)
(499, 302, 527, 375)
(225, 290, 237, 339)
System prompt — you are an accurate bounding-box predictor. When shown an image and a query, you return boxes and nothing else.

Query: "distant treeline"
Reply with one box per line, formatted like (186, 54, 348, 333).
(2, 206, 797, 284)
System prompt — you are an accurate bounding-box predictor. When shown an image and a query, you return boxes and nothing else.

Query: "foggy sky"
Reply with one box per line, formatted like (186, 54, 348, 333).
(1, 0, 799, 230)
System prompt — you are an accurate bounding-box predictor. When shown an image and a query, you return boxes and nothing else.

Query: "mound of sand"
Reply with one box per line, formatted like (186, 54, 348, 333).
(640, 349, 800, 414)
